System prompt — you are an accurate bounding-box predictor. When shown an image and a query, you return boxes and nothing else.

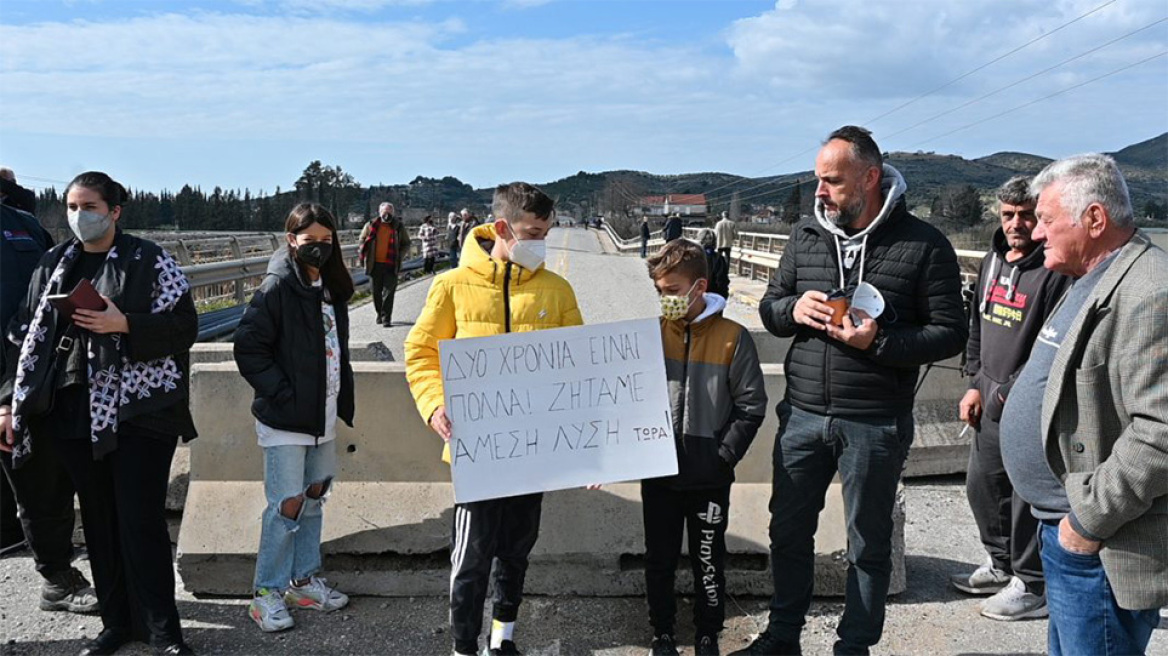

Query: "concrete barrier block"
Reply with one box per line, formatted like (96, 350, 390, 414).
(179, 362, 904, 598)
(189, 340, 393, 364)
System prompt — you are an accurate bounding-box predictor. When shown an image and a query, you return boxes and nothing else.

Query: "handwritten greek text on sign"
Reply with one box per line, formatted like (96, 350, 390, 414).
(440, 318, 677, 503)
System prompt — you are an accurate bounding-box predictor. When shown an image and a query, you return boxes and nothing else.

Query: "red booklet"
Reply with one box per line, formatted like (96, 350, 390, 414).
(46, 279, 107, 318)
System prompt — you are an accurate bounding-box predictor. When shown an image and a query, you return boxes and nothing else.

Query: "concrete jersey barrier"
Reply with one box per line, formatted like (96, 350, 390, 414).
(177, 361, 907, 598)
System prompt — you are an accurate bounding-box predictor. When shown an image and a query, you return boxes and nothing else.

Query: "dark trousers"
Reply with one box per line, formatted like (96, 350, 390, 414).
(52, 430, 183, 646)
(0, 429, 77, 576)
(449, 493, 543, 654)
(423, 256, 436, 274)
(641, 240, 649, 258)
(450, 242, 461, 268)
(767, 402, 913, 654)
(965, 416, 1043, 592)
(370, 263, 398, 326)
(642, 482, 731, 637)
(1, 468, 26, 548)
(718, 247, 731, 263)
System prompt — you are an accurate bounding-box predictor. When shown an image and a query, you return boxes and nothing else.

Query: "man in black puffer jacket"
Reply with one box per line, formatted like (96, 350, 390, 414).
(734, 127, 966, 656)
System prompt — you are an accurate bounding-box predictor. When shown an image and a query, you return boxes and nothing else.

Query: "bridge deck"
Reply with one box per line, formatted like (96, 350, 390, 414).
(348, 227, 763, 361)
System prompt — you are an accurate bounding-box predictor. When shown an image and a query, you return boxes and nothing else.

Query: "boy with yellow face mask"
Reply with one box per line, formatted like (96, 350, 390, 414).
(643, 240, 768, 656)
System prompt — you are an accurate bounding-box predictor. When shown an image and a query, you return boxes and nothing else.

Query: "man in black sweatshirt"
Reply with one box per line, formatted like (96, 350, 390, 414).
(951, 176, 1071, 621)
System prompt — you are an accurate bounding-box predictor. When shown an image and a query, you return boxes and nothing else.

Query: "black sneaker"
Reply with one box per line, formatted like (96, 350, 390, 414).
(696, 634, 721, 656)
(41, 567, 99, 614)
(728, 631, 801, 656)
(482, 641, 521, 656)
(650, 634, 680, 656)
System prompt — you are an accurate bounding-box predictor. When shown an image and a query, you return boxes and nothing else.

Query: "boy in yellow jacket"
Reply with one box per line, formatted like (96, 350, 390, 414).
(404, 182, 582, 656)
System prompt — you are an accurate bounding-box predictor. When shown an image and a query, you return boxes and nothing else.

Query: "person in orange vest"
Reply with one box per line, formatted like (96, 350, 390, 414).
(358, 202, 410, 327)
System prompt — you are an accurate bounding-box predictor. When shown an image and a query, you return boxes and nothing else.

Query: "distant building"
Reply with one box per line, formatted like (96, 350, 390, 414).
(638, 194, 707, 217)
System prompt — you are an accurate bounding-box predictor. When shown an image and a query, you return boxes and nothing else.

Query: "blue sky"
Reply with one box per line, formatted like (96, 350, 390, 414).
(2, 0, 1165, 195)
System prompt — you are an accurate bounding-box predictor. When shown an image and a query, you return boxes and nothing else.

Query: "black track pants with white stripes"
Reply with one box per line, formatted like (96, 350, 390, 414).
(449, 493, 543, 654)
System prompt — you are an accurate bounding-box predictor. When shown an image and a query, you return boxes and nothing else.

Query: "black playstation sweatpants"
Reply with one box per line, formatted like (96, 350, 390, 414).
(449, 493, 543, 655)
(642, 481, 731, 638)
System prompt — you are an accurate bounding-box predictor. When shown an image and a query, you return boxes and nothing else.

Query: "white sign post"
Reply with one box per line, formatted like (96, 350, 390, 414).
(439, 317, 677, 503)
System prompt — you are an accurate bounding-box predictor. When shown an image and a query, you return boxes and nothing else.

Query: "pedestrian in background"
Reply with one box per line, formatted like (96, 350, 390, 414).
(419, 215, 439, 274)
(714, 211, 737, 262)
(358, 202, 410, 327)
(447, 211, 462, 268)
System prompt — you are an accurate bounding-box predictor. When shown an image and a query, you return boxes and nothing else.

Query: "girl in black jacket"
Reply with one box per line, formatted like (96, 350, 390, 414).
(233, 203, 355, 633)
(1, 171, 197, 656)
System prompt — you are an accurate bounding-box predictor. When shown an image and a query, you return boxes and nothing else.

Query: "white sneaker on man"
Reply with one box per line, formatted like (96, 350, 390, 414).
(950, 557, 1011, 595)
(980, 577, 1048, 621)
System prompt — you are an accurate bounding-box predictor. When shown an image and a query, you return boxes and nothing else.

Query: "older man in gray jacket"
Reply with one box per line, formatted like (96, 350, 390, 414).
(1000, 154, 1166, 656)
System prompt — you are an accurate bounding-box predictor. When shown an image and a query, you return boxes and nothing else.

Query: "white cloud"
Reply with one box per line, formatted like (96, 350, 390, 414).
(726, 0, 1166, 99)
(1, 2, 1163, 192)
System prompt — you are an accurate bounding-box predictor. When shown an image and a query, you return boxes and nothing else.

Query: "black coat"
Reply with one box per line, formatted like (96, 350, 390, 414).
(704, 248, 730, 299)
(1, 204, 53, 332)
(759, 201, 967, 417)
(663, 217, 683, 242)
(234, 249, 355, 438)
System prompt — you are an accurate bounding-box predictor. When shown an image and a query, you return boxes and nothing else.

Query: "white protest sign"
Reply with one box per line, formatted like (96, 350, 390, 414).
(439, 317, 677, 504)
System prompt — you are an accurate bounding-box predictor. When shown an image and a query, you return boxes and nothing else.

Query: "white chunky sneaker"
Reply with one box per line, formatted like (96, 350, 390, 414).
(980, 577, 1048, 621)
(284, 576, 349, 612)
(249, 588, 295, 632)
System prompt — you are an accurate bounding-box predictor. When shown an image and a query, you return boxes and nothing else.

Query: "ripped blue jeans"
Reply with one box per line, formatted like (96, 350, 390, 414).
(253, 441, 337, 591)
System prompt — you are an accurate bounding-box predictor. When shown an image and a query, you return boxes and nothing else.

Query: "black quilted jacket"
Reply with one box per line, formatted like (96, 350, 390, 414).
(759, 200, 967, 417)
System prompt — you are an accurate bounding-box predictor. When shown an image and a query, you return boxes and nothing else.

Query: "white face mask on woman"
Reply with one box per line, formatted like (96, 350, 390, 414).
(67, 209, 113, 243)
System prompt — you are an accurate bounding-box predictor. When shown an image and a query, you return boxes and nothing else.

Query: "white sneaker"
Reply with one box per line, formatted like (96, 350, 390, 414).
(980, 577, 1048, 621)
(284, 576, 349, 612)
(950, 557, 1011, 595)
(249, 588, 294, 632)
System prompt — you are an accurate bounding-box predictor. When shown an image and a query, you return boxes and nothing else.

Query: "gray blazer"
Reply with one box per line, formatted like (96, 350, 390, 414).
(1041, 230, 1168, 610)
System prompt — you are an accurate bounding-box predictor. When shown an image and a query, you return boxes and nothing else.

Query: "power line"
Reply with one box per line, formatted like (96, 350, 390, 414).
(864, 0, 1120, 126)
(883, 16, 1168, 143)
(719, 49, 1168, 210)
(908, 50, 1167, 149)
(702, 0, 1123, 205)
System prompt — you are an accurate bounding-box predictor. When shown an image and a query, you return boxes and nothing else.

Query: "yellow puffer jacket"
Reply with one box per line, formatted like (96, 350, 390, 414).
(405, 223, 584, 461)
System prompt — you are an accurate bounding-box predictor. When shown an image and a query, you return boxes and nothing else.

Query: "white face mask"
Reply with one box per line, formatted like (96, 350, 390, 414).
(505, 223, 547, 270)
(67, 208, 113, 243)
(848, 281, 885, 323)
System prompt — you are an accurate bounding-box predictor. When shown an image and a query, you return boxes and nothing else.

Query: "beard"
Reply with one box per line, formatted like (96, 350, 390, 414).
(820, 196, 866, 227)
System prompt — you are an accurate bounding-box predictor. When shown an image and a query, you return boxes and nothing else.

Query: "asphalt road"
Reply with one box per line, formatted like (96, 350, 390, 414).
(348, 227, 761, 361)
(2, 476, 1163, 655)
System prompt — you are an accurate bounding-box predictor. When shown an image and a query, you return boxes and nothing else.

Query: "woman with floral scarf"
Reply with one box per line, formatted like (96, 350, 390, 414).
(0, 172, 197, 656)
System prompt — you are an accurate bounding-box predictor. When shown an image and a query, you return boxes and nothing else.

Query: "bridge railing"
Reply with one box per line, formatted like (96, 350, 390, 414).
(604, 223, 984, 284)
(157, 227, 442, 307)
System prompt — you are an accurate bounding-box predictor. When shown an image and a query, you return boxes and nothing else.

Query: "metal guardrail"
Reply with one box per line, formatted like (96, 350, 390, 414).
(182, 228, 447, 340)
(603, 222, 984, 284)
